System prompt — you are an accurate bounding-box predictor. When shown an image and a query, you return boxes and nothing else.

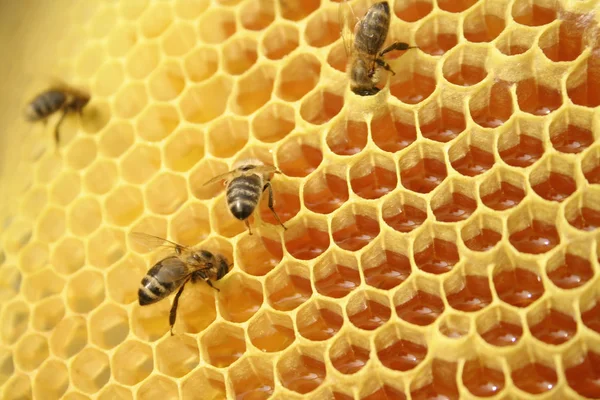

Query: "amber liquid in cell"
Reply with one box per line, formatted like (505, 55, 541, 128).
(565, 352, 600, 398)
(464, 228, 502, 251)
(412, 361, 459, 400)
(371, 116, 416, 153)
(333, 216, 379, 251)
(447, 276, 492, 312)
(569, 207, 600, 231)
(268, 275, 312, 311)
(304, 174, 348, 214)
(327, 43, 347, 73)
(285, 228, 330, 260)
(281, 356, 326, 394)
(280, 144, 323, 177)
(543, 22, 584, 62)
(582, 303, 600, 333)
(584, 164, 600, 184)
(395, 291, 444, 326)
(315, 265, 360, 298)
(493, 268, 544, 308)
(298, 308, 343, 341)
(420, 33, 458, 56)
(350, 167, 397, 200)
(390, 73, 436, 104)
(383, 204, 427, 233)
(333, 392, 353, 400)
(377, 339, 427, 372)
(433, 193, 477, 222)
(512, 363, 557, 394)
(451, 146, 494, 176)
(445, 64, 487, 86)
(234, 374, 274, 400)
(499, 134, 543, 167)
(481, 181, 525, 210)
(240, 237, 282, 276)
(414, 238, 459, 275)
(437, 0, 476, 12)
(462, 361, 505, 397)
(401, 158, 447, 194)
(331, 345, 370, 374)
(420, 107, 466, 143)
(394, 1, 432, 22)
(328, 121, 367, 156)
(221, 286, 263, 323)
(304, 91, 343, 125)
(349, 300, 391, 331)
(530, 309, 577, 345)
(551, 125, 593, 154)
(547, 254, 593, 289)
(514, 4, 556, 26)
(472, 82, 513, 128)
(464, 15, 505, 42)
(251, 324, 295, 352)
(509, 220, 560, 254)
(363, 385, 406, 400)
(259, 192, 300, 226)
(363, 251, 411, 290)
(480, 321, 521, 347)
(517, 79, 562, 115)
(207, 337, 246, 367)
(532, 172, 577, 202)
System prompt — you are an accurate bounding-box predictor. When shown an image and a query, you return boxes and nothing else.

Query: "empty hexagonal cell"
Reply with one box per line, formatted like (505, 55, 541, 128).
(184, 46, 219, 82)
(394, 284, 444, 326)
(137, 375, 179, 400)
(107, 19, 138, 56)
(582, 148, 600, 185)
(390, 60, 436, 105)
(14, 333, 48, 371)
(206, 116, 249, 158)
(88, 227, 126, 269)
(68, 196, 102, 236)
(444, 274, 492, 312)
(107, 255, 146, 305)
(218, 274, 263, 323)
(145, 173, 188, 215)
(200, 322, 245, 368)
(303, 166, 347, 214)
(169, 203, 210, 247)
(508, 204, 560, 254)
(314, 252, 360, 298)
(35, 155, 63, 183)
(462, 357, 505, 397)
(0, 265, 21, 302)
(105, 185, 144, 226)
(0, 348, 12, 385)
(89, 303, 129, 350)
(329, 332, 370, 375)
(415, 12, 458, 55)
(546, 242, 595, 290)
(331, 205, 380, 251)
(49, 316, 87, 359)
(112, 340, 153, 386)
(265, 262, 312, 311)
(262, 22, 299, 60)
(565, 189, 600, 231)
(70, 347, 110, 394)
(394, 0, 433, 21)
(461, 214, 503, 251)
(476, 305, 523, 347)
(296, 299, 343, 341)
(94, 59, 124, 97)
(498, 118, 545, 168)
(549, 107, 594, 154)
(66, 270, 105, 313)
(132, 298, 170, 341)
(349, 153, 396, 199)
(180, 77, 233, 123)
(382, 191, 427, 234)
(277, 53, 321, 102)
(516, 77, 563, 116)
(2, 374, 31, 400)
(399, 144, 447, 193)
(197, 7, 235, 43)
(479, 168, 526, 211)
(65, 138, 98, 170)
(114, 82, 148, 119)
(232, 65, 276, 115)
(567, 49, 600, 108)
(181, 368, 227, 400)
(222, 36, 258, 76)
(32, 296, 64, 332)
(300, 87, 343, 125)
(33, 359, 69, 400)
(284, 218, 330, 260)
(136, 104, 180, 142)
(371, 106, 417, 152)
(414, 232, 460, 275)
(248, 310, 295, 352)
(431, 180, 477, 223)
(565, 350, 600, 398)
(7, 215, 34, 250)
(161, 21, 196, 57)
(83, 159, 118, 195)
(277, 346, 326, 394)
(139, 2, 172, 38)
(347, 291, 391, 331)
(155, 335, 200, 377)
(148, 61, 185, 101)
(251, 102, 295, 143)
(229, 356, 274, 399)
(164, 127, 204, 172)
(375, 325, 428, 372)
(276, 133, 323, 178)
(304, 7, 339, 47)
(528, 304, 577, 345)
(493, 260, 544, 308)
(22, 268, 65, 303)
(99, 121, 135, 158)
(18, 240, 48, 274)
(362, 243, 412, 290)
(50, 170, 81, 206)
(236, 234, 282, 276)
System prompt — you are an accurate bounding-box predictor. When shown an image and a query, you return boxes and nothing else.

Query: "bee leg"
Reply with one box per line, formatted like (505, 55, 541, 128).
(54, 109, 69, 145)
(245, 219, 253, 235)
(375, 58, 396, 75)
(379, 42, 417, 57)
(264, 182, 288, 230)
(169, 278, 190, 336)
(204, 278, 220, 292)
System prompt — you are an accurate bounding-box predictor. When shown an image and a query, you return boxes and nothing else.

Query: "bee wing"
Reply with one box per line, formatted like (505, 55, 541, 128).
(129, 232, 188, 253)
(339, 0, 357, 57)
(151, 256, 193, 284)
(245, 164, 280, 176)
(202, 170, 237, 186)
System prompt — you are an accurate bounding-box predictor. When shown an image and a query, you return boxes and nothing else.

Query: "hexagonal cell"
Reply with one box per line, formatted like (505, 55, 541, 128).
(444, 274, 492, 312)
(582, 297, 600, 333)
(463, 1, 506, 42)
(89, 303, 129, 350)
(347, 291, 391, 331)
(314, 252, 360, 299)
(168, 203, 209, 247)
(442, 44, 489, 87)
(35, 155, 63, 183)
(362, 243, 412, 290)
(98, 384, 133, 400)
(229, 355, 274, 400)
(549, 107, 594, 154)
(511, 358, 559, 395)
(507, 204, 560, 254)
(211, 194, 247, 238)
(184, 46, 219, 82)
(382, 191, 427, 233)
(148, 61, 185, 101)
(327, 41, 347, 73)
(516, 77, 563, 116)
(399, 144, 447, 193)
(284, 218, 330, 260)
(232, 65, 276, 116)
(235, 234, 282, 276)
(461, 214, 503, 252)
(68, 197, 102, 237)
(462, 357, 505, 397)
(99, 121, 135, 158)
(349, 153, 396, 199)
(303, 165, 348, 214)
(567, 48, 600, 108)
(393, 284, 444, 326)
(251, 102, 295, 143)
(329, 332, 370, 375)
(476, 305, 523, 347)
(470, 80, 513, 128)
(22, 268, 65, 303)
(493, 257, 544, 308)
(49, 316, 87, 359)
(360, 383, 406, 400)
(528, 304, 577, 345)
(71, 348, 110, 394)
(394, 0, 433, 21)
(248, 310, 295, 352)
(107, 255, 146, 305)
(410, 359, 459, 399)
(415, 12, 458, 55)
(107, 21, 138, 57)
(137, 375, 179, 400)
(14, 333, 48, 371)
(200, 322, 245, 368)
(105, 185, 144, 226)
(375, 325, 428, 372)
(181, 368, 227, 400)
(180, 77, 234, 123)
(20, 189, 46, 225)
(546, 245, 594, 290)
(539, 15, 588, 62)
(300, 87, 344, 125)
(198, 7, 236, 43)
(565, 350, 600, 398)
(479, 168, 526, 211)
(332, 204, 380, 251)
(163, 127, 204, 172)
(565, 189, 600, 231)
(136, 104, 180, 142)
(49, 170, 81, 206)
(276, 133, 323, 177)
(139, 2, 172, 38)
(258, 179, 301, 228)
(390, 60, 436, 105)
(65, 138, 97, 171)
(431, 180, 477, 223)
(112, 340, 153, 385)
(83, 159, 118, 195)
(530, 161, 577, 204)
(304, 7, 338, 47)
(512, 0, 558, 26)
(449, 134, 495, 177)
(495, 25, 536, 55)
(370, 106, 415, 153)
(498, 118, 545, 168)
(262, 22, 299, 60)
(206, 116, 249, 158)
(222, 36, 258, 75)
(66, 270, 105, 313)
(2, 374, 31, 400)
(277, 346, 326, 394)
(279, 0, 319, 21)
(296, 299, 344, 341)
(582, 147, 600, 185)
(145, 173, 188, 215)
(218, 274, 263, 323)
(131, 298, 170, 341)
(88, 227, 126, 269)
(113, 82, 148, 119)
(161, 21, 196, 57)
(18, 240, 48, 274)
(413, 231, 460, 275)
(155, 335, 200, 377)
(32, 296, 64, 332)
(0, 265, 21, 303)
(33, 359, 69, 400)
(277, 53, 321, 102)
(266, 262, 312, 311)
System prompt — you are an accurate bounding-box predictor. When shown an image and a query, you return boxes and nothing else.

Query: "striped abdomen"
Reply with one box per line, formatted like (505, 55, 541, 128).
(25, 90, 67, 121)
(138, 256, 187, 306)
(226, 174, 262, 221)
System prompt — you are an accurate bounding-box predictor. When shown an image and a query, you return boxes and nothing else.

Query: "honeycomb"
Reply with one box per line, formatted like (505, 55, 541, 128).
(1, 0, 600, 398)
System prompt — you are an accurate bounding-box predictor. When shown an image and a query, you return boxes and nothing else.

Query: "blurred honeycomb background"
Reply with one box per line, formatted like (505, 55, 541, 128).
(1, 0, 600, 398)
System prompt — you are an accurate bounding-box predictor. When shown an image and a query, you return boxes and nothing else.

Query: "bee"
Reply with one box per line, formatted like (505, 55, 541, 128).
(203, 159, 288, 235)
(24, 83, 90, 145)
(132, 232, 231, 335)
(341, 1, 417, 96)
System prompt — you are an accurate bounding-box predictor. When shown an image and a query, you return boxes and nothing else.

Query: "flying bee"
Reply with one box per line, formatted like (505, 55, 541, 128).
(132, 232, 231, 335)
(24, 83, 90, 145)
(341, 1, 417, 96)
(203, 159, 288, 235)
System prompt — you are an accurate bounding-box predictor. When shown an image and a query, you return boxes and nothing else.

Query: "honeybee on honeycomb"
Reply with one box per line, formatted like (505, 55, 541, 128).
(341, 0, 417, 96)
(203, 159, 288, 235)
(24, 82, 90, 145)
(132, 232, 231, 335)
